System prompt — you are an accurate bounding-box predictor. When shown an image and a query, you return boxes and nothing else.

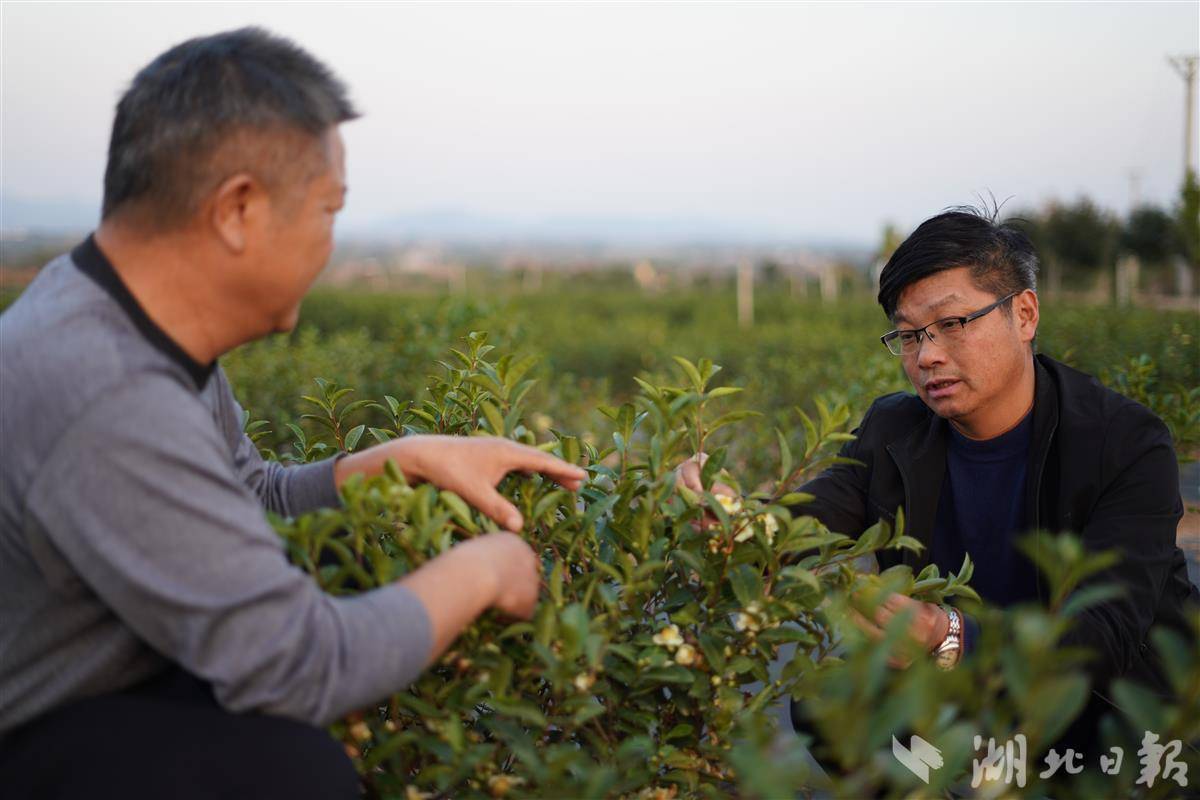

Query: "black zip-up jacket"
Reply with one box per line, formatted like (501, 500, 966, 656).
(796, 354, 1197, 703)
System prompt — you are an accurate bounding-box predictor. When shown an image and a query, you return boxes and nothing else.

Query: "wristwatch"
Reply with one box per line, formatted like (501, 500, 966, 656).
(932, 605, 962, 671)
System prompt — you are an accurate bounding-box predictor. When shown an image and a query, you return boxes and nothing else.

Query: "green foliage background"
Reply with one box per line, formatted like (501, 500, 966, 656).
(224, 285, 1200, 477)
(228, 285, 1196, 798)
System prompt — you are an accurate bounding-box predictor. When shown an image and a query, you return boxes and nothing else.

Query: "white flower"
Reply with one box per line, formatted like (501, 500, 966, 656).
(717, 494, 743, 514)
(574, 673, 596, 692)
(674, 643, 697, 666)
(758, 513, 779, 544)
(733, 526, 755, 543)
(652, 624, 684, 648)
(733, 612, 760, 633)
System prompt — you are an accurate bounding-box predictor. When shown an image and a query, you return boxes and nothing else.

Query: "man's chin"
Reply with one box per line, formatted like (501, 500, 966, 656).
(272, 305, 302, 334)
(921, 393, 968, 419)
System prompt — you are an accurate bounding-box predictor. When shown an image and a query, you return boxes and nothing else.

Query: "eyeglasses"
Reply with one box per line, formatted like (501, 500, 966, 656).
(880, 292, 1019, 356)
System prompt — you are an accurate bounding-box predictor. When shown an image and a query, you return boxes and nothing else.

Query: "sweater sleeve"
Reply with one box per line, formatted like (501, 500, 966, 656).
(25, 371, 432, 726)
(217, 371, 344, 517)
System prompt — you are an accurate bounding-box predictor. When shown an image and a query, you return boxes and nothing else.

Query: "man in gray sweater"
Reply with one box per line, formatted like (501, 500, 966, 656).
(0, 28, 585, 799)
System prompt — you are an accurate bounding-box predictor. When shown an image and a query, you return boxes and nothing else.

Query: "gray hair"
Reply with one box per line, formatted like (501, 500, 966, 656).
(102, 27, 358, 229)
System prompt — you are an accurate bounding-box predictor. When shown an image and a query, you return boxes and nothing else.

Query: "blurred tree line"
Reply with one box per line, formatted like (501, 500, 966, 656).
(873, 176, 1200, 298)
(1017, 174, 1200, 296)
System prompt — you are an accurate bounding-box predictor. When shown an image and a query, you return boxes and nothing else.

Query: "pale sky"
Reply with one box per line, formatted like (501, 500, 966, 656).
(2, 1, 1197, 243)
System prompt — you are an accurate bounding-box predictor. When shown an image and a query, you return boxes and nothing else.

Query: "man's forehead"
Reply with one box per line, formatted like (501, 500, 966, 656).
(892, 269, 986, 323)
(894, 292, 967, 323)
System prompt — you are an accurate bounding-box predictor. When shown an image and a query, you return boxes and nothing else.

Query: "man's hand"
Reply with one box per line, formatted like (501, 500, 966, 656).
(335, 435, 587, 531)
(455, 532, 541, 619)
(400, 531, 541, 660)
(674, 452, 739, 530)
(674, 452, 738, 499)
(848, 592, 950, 668)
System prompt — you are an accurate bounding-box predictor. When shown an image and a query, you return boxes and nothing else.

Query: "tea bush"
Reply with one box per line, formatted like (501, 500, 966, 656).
(265, 333, 1198, 799)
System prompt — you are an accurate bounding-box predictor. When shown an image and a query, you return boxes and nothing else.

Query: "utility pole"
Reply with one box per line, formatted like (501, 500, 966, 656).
(1167, 55, 1198, 178)
(737, 259, 754, 329)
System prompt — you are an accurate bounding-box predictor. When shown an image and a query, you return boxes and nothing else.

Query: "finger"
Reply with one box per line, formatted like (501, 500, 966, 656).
(507, 443, 588, 488)
(882, 593, 915, 611)
(677, 460, 704, 492)
(848, 608, 884, 641)
(471, 485, 525, 531)
(874, 604, 895, 629)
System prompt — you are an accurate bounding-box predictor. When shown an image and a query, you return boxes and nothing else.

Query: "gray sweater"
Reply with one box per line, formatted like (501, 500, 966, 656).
(0, 237, 432, 733)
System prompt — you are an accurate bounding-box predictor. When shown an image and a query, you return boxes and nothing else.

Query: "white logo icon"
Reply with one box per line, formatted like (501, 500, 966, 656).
(893, 734, 944, 783)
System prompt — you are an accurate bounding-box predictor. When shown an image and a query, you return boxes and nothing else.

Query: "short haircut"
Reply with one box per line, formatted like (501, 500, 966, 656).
(877, 207, 1040, 320)
(102, 27, 359, 229)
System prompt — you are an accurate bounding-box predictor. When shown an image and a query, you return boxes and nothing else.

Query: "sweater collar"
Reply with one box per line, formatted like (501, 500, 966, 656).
(71, 234, 215, 390)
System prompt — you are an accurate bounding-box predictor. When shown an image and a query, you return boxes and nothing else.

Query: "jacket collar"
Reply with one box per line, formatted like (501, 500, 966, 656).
(885, 406, 948, 571)
(886, 353, 1057, 573)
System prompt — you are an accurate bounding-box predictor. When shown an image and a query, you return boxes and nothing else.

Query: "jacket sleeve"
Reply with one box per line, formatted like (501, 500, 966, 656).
(789, 399, 883, 536)
(1059, 406, 1184, 691)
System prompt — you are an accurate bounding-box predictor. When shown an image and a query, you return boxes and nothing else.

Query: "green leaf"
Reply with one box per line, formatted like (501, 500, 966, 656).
(479, 399, 506, 436)
(489, 699, 549, 727)
(706, 409, 762, 434)
(799, 409, 819, 458)
(1061, 583, 1124, 616)
(729, 564, 763, 607)
(699, 447, 727, 490)
(672, 355, 705, 392)
(698, 632, 727, 672)
(368, 427, 395, 445)
(776, 429, 793, 484)
(344, 424, 365, 451)
(642, 666, 694, 685)
(663, 724, 694, 741)
(440, 491, 479, 533)
(779, 565, 820, 593)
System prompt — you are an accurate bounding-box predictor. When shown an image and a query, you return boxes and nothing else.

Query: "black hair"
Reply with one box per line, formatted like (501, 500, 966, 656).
(102, 27, 358, 228)
(877, 206, 1040, 320)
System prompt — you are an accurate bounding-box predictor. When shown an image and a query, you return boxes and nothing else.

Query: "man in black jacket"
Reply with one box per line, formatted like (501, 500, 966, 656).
(679, 207, 1197, 754)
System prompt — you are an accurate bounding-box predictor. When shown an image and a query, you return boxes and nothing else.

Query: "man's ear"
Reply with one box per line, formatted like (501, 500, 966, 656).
(1016, 289, 1040, 343)
(210, 173, 267, 253)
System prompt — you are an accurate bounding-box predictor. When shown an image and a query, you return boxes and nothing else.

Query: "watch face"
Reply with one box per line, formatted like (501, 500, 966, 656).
(936, 648, 958, 670)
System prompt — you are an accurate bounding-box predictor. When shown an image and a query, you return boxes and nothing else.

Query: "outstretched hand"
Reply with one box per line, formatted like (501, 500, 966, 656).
(335, 434, 587, 531)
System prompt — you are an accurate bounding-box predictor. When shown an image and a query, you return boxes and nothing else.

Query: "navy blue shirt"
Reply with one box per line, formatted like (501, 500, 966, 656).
(932, 410, 1042, 650)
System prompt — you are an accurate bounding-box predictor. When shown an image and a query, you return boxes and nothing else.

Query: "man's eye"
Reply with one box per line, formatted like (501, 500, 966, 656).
(898, 332, 919, 344)
(938, 320, 962, 333)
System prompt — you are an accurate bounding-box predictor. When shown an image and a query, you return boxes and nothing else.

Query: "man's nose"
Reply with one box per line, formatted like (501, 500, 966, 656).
(915, 333, 948, 370)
